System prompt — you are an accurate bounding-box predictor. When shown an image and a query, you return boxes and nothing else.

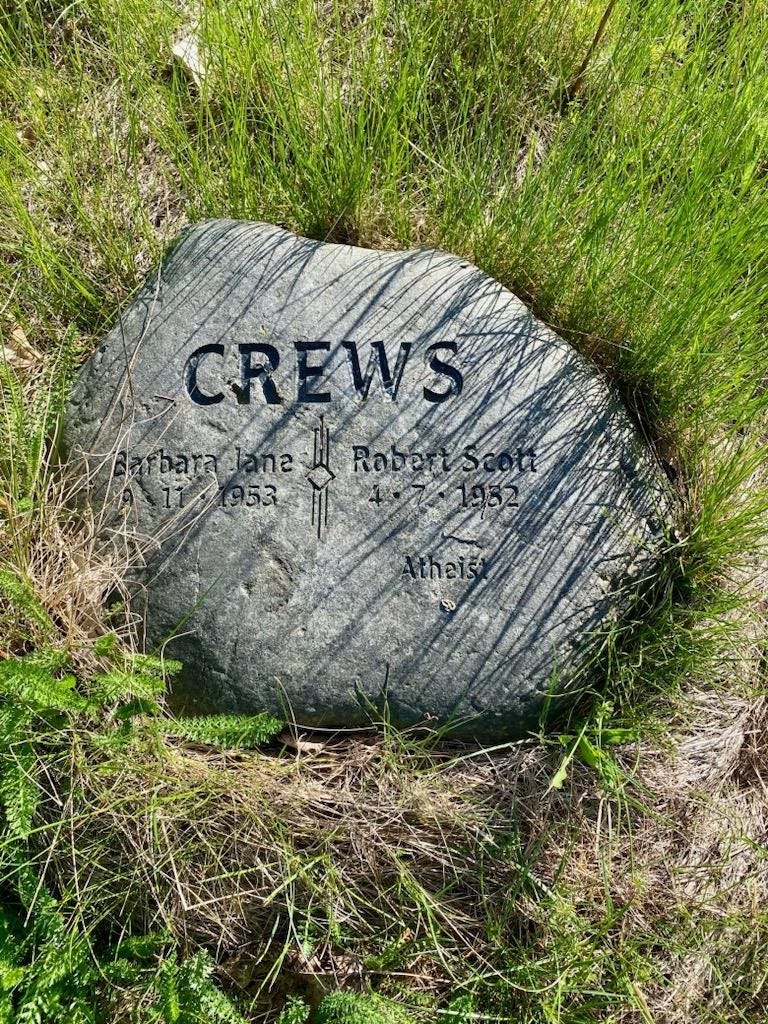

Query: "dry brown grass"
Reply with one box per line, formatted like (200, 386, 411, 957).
(0, 359, 132, 664)
(21, 658, 765, 1020)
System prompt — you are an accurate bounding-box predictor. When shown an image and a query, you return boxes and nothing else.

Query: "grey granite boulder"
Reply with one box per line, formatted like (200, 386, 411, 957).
(63, 220, 673, 739)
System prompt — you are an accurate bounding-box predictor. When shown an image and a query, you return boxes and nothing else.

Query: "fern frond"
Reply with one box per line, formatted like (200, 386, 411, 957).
(0, 706, 30, 745)
(90, 668, 165, 703)
(0, 848, 240, 1024)
(10, 858, 63, 940)
(156, 956, 181, 1023)
(0, 658, 85, 712)
(0, 908, 25, 993)
(0, 570, 55, 641)
(0, 344, 74, 519)
(199, 982, 247, 1024)
(315, 993, 415, 1024)
(100, 956, 146, 985)
(114, 697, 162, 723)
(177, 951, 244, 1024)
(127, 652, 183, 678)
(0, 960, 25, 990)
(13, 934, 93, 1024)
(25, 648, 69, 673)
(162, 713, 283, 749)
(111, 932, 173, 961)
(0, 744, 38, 841)
(0, 363, 28, 491)
(0, 992, 15, 1024)
(92, 632, 118, 657)
(277, 995, 311, 1024)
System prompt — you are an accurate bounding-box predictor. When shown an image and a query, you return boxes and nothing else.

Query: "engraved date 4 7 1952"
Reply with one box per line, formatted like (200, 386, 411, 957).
(368, 480, 520, 515)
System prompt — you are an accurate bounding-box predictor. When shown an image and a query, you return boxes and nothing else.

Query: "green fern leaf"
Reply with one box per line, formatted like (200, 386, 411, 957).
(162, 713, 283, 749)
(177, 948, 212, 985)
(0, 363, 29, 491)
(0, 327, 78, 497)
(277, 995, 311, 1024)
(92, 632, 118, 656)
(90, 668, 165, 703)
(199, 983, 247, 1024)
(114, 696, 161, 720)
(25, 648, 70, 673)
(127, 652, 183, 677)
(0, 706, 30, 745)
(14, 932, 92, 1024)
(0, 908, 25, 992)
(175, 951, 244, 1024)
(11, 859, 62, 940)
(0, 992, 14, 1024)
(101, 956, 146, 985)
(0, 570, 55, 640)
(0, 745, 38, 840)
(0, 658, 85, 712)
(0, 959, 24, 989)
(157, 956, 181, 1023)
(314, 993, 415, 1024)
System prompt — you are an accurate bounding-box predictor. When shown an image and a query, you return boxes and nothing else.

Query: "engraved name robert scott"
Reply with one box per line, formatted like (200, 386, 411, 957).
(114, 443, 537, 478)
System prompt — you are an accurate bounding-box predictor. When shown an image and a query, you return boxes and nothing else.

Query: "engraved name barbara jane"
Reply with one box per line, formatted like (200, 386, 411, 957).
(115, 443, 537, 479)
(115, 434, 538, 548)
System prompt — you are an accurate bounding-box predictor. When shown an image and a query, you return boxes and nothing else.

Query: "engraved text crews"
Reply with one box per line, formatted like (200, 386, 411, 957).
(183, 341, 464, 406)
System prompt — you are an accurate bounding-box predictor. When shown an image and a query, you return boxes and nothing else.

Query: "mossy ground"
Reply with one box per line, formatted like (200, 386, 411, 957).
(1, 1, 768, 1021)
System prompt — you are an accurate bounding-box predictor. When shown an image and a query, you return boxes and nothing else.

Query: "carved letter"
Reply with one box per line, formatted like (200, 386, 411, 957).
(344, 341, 412, 400)
(352, 445, 370, 472)
(296, 341, 331, 403)
(236, 344, 283, 405)
(184, 344, 225, 406)
(423, 342, 463, 402)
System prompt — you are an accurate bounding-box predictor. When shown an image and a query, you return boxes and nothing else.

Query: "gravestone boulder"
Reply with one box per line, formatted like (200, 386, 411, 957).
(63, 219, 673, 739)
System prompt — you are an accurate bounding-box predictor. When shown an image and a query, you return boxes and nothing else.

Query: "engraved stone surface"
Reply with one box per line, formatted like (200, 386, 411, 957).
(63, 219, 673, 739)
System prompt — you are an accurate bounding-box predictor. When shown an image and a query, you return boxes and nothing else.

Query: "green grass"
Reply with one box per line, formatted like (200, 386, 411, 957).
(1, 0, 768, 1021)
